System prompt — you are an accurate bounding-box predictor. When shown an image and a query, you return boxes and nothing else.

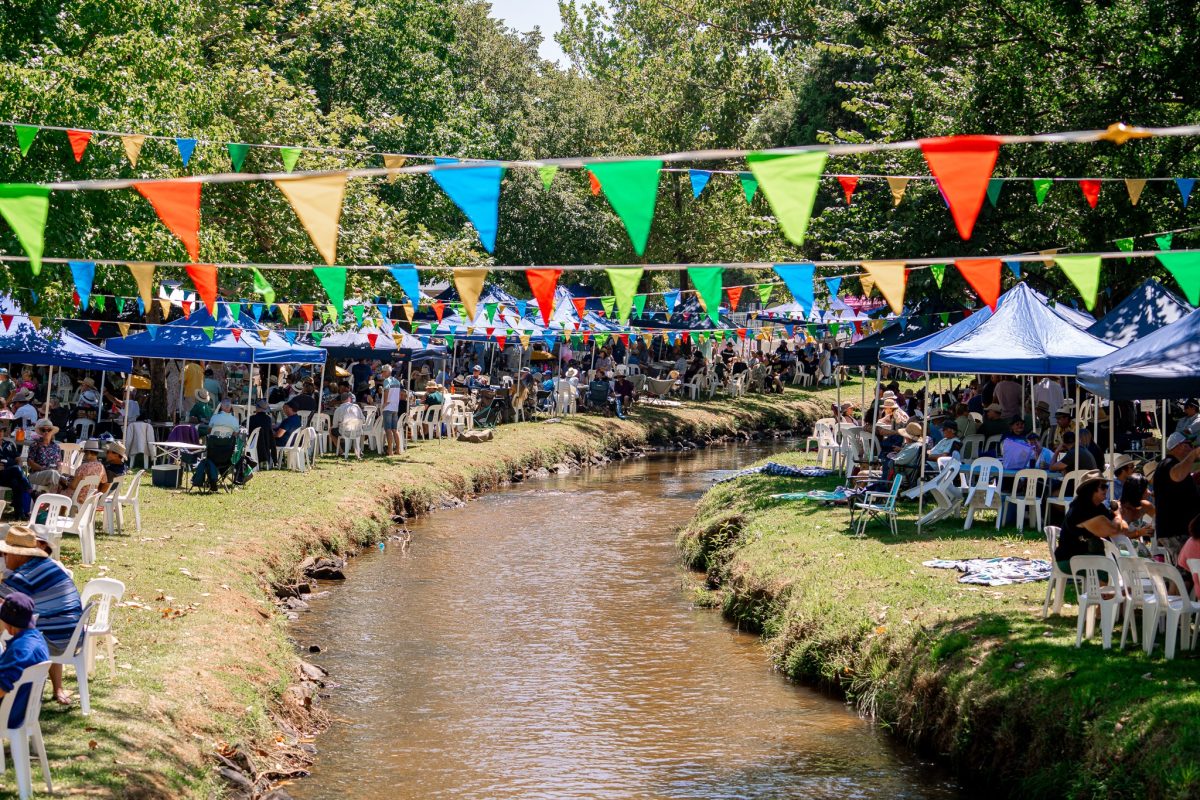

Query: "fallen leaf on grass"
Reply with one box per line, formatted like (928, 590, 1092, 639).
(88, 740, 98, 750)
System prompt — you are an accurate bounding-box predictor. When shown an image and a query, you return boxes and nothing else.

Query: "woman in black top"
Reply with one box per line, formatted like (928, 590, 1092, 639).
(1053, 471, 1129, 573)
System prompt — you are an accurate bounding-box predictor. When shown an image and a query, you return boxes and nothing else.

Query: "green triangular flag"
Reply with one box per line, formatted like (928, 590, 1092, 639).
(829, 322, 839, 337)
(739, 173, 758, 203)
(94, 296, 105, 312)
(485, 302, 499, 323)
(587, 159, 663, 255)
(746, 150, 828, 245)
(538, 165, 558, 191)
(452, 302, 465, 317)
(1156, 233, 1174, 251)
(1033, 178, 1052, 206)
(1115, 237, 1135, 264)
(444, 334, 455, 348)
(1156, 251, 1200, 305)
(596, 333, 609, 348)
(599, 296, 616, 317)
(353, 304, 365, 328)
(313, 266, 346, 321)
(280, 147, 302, 173)
(324, 304, 337, 324)
(227, 143, 250, 172)
(939, 312, 949, 325)
(0, 184, 50, 275)
(687, 266, 724, 324)
(202, 326, 215, 341)
(1054, 255, 1102, 311)
(430, 321, 439, 335)
(116, 297, 125, 313)
(228, 301, 241, 321)
(632, 294, 647, 318)
(251, 267, 276, 306)
(986, 178, 1004, 207)
(806, 324, 817, 339)
(571, 334, 582, 348)
(930, 263, 946, 288)
(607, 268, 643, 322)
(14, 125, 38, 157)
(756, 284, 773, 304)
(311, 331, 325, 345)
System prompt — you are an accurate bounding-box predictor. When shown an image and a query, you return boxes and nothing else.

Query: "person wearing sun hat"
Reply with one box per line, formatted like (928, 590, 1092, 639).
(1052, 471, 1128, 576)
(1176, 398, 1200, 438)
(66, 439, 109, 503)
(188, 388, 214, 424)
(1152, 431, 1200, 559)
(26, 419, 64, 493)
(0, 591, 49, 727)
(0, 526, 82, 706)
(9, 387, 38, 432)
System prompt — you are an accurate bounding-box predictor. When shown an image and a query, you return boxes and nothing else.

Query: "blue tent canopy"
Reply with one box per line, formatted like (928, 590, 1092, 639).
(1085, 279, 1192, 347)
(308, 322, 446, 361)
(0, 296, 132, 373)
(106, 303, 325, 364)
(879, 304, 994, 370)
(1077, 306, 1200, 400)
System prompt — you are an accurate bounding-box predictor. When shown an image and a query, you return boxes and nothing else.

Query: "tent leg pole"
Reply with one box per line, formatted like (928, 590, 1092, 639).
(1075, 384, 1081, 468)
(313, 372, 323, 464)
(917, 371, 930, 531)
(44, 365, 54, 418)
(98, 371, 106, 429)
(1161, 400, 1167, 460)
(122, 378, 132, 447)
(1108, 400, 1116, 503)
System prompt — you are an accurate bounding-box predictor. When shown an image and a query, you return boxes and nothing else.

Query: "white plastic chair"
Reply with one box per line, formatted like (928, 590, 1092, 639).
(0, 661, 53, 799)
(958, 434, 984, 462)
(363, 417, 385, 453)
(338, 419, 363, 458)
(362, 405, 378, 427)
(50, 600, 96, 716)
(111, 469, 144, 533)
(97, 479, 122, 535)
(1071, 555, 1122, 650)
(1041, 526, 1072, 617)
(244, 428, 260, 469)
(277, 428, 311, 472)
(419, 406, 442, 440)
(1116, 553, 1154, 651)
(1140, 561, 1200, 659)
(81, 577, 125, 676)
(71, 419, 93, 442)
(68, 474, 101, 512)
(310, 413, 331, 454)
(813, 420, 841, 469)
(404, 407, 423, 440)
(911, 459, 963, 527)
(999, 468, 1048, 532)
(983, 434, 1003, 456)
(962, 457, 1003, 529)
(28, 494, 72, 556)
(60, 493, 100, 565)
(1045, 469, 1088, 522)
(851, 475, 903, 537)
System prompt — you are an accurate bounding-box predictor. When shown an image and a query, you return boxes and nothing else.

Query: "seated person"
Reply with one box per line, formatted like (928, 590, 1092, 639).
(207, 398, 240, 435)
(883, 422, 926, 481)
(1117, 473, 1155, 537)
(587, 373, 614, 414)
(422, 382, 444, 407)
(926, 420, 962, 461)
(0, 423, 33, 517)
(613, 373, 634, 419)
(67, 440, 109, 502)
(1110, 454, 1140, 502)
(274, 403, 303, 445)
(1028, 433, 1056, 470)
(103, 440, 128, 483)
(26, 419, 64, 493)
(979, 403, 1009, 438)
(188, 389, 214, 424)
(0, 592, 49, 727)
(1050, 431, 1097, 473)
(1053, 472, 1128, 575)
(247, 399, 276, 466)
(1000, 418, 1036, 470)
(466, 365, 487, 391)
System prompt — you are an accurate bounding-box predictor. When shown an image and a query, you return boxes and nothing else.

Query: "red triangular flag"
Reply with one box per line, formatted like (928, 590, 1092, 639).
(88, 320, 101, 336)
(955, 258, 1003, 311)
(496, 334, 506, 350)
(963, 309, 973, 318)
(133, 181, 202, 261)
(300, 304, 314, 324)
(726, 286, 744, 310)
(231, 327, 242, 342)
(485, 327, 494, 338)
(919, 136, 1002, 240)
(619, 333, 629, 346)
(737, 327, 747, 340)
(837, 176, 859, 205)
(572, 297, 587, 318)
(72, 291, 80, 308)
(525, 268, 562, 327)
(588, 171, 601, 196)
(0, 315, 12, 331)
(66, 130, 92, 162)
(854, 320, 863, 335)
(185, 264, 218, 316)
(573, 321, 580, 331)
(366, 333, 378, 348)
(581, 331, 591, 345)
(181, 300, 192, 318)
(1079, 179, 1102, 209)
(432, 299, 445, 322)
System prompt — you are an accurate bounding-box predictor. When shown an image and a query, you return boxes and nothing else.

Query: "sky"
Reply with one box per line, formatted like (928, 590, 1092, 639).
(489, 0, 568, 64)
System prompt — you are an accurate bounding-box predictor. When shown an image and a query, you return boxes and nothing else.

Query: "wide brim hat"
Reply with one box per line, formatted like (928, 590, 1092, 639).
(82, 439, 103, 453)
(882, 399, 899, 409)
(1074, 470, 1112, 495)
(11, 389, 33, 403)
(1057, 401, 1076, 414)
(194, 389, 211, 403)
(566, 368, 578, 378)
(1142, 460, 1159, 478)
(900, 422, 925, 440)
(0, 526, 47, 558)
(106, 441, 127, 457)
(334, 366, 351, 378)
(81, 377, 96, 388)
(424, 381, 439, 391)
(881, 391, 897, 400)
(984, 403, 1003, 414)
(1111, 453, 1140, 474)
(1184, 398, 1200, 410)
(1035, 401, 1051, 413)
(33, 418, 58, 436)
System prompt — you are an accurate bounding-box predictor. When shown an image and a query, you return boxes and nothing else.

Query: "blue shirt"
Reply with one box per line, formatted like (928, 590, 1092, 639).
(0, 627, 48, 728)
(275, 414, 302, 441)
(1, 560, 82, 649)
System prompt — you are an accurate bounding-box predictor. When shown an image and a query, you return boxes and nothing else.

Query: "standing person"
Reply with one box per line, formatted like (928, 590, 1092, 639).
(165, 360, 183, 421)
(379, 364, 404, 456)
(1152, 432, 1200, 558)
(202, 369, 222, 403)
(993, 376, 1021, 419)
(1033, 377, 1065, 417)
(0, 369, 14, 402)
(1175, 399, 1200, 437)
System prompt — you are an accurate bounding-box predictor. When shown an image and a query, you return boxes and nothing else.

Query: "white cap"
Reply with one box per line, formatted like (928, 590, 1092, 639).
(1166, 432, 1191, 451)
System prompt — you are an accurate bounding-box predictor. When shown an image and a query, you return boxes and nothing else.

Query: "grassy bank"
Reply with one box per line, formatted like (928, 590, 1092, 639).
(40, 388, 822, 798)
(679, 448, 1200, 800)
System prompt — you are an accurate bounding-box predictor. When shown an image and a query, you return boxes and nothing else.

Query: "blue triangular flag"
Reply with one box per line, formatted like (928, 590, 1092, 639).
(420, 335, 430, 346)
(773, 263, 815, 314)
(284, 331, 297, 344)
(516, 299, 527, 319)
(664, 289, 681, 315)
(898, 315, 908, 329)
(1005, 260, 1022, 278)
(543, 334, 556, 348)
(252, 303, 264, 321)
(667, 331, 679, 345)
(136, 297, 145, 315)
(784, 323, 794, 338)
(430, 161, 505, 253)
(388, 263, 421, 305)
(69, 261, 95, 308)
(824, 277, 842, 299)
(1177, 178, 1195, 208)
(175, 138, 197, 167)
(146, 324, 159, 340)
(29, 290, 36, 305)
(689, 169, 711, 199)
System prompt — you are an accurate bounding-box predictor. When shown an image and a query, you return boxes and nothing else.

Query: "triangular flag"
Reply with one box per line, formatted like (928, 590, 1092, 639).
(313, 267, 346, 320)
(986, 178, 1004, 207)
(739, 173, 758, 203)
(69, 261, 95, 308)
(284, 330, 297, 344)
(251, 267, 275, 306)
(859, 273, 875, 298)
(918, 135, 1002, 239)
(444, 334, 455, 348)
(146, 324, 159, 339)
(299, 303, 314, 324)
(1005, 260, 1022, 278)
(930, 263, 947, 288)
(955, 258, 1002, 310)
(746, 151, 827, 245)
(251, 303, 264, 321)
(1177, 178, 1196, 208)
(133, 181, 202, 261)
(124, 263, 154, 311)
(484, 302, 499, 323)
(115, 297, 125, 313)
(1079, 179, 1102, 209)
(837, 176, 859, 204)
(175, 138, 197, 167)
(277, 303, 292, 324)
(773, 264, 814, 313)
(1055, 255, 1102, 311)
(605, 268, 641, 323)
(275, 174, 347, 265)
(1032, 178, 1052, 206)
(280, 147, 302, 173)
(726, 286, 744, 310)
(186, 264, 218, 315)
(1156, 233, 1174, 251)
(1155, 251, 1200, 305)
(588, 170, 602, 195)
(939, 312, 950, 325)
(886, 177, 910, 206)
(228, 301, 242, 321)
(181, 300, 192, 318)
(383, 154, 407, 184)
(311, 331, 325, 345)
(118, 322, 130, 338)
(588, 159, 663, 256)
(664, 289, 680, 315)
(121, 135, 146, 167)
(390, 264, 420, 305)
(157, 298, 172, 319)
(400, 303, 413, 322)
(632, 294, 647, 318)
(66, 129, 92, 162)
(1115, 238, 1135, 263)
(824, 277, 842, 298)
(689, 169, 711, 198)
(0, 184, 50, 274)
(93, 296, 106, 313)
(453, 268, 487, 320)
(231, 327, 243, 342)
(432, 299, 445, 322)
(1125, 178, 1147, 206)
(538, 165, 558, 191)
(352, 304, 364, 328)
(495, 334, 507, 350)
(257, 329, 270, 344)
(572, 297, 587, 319)
(525, 267, 561, 326)
(430, 162, 505, 253)
(755, 284, 772, 305)
(688, 267, 723, 324)
(227, 143, 250, 172)
(202, 326, 215, 341)
(599, 296, 615, 317)
(13, 125, 37, 157)
(737, 328, 746, 340)
(366, 332, 378, 348)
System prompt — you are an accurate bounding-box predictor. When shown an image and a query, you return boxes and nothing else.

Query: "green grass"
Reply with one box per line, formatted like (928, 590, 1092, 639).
(40, 386, 824, 799)
(679, 446, 1200, 800)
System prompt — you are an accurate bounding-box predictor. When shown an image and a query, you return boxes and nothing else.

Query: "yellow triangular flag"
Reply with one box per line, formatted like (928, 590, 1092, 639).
(156, 298, 172, 319)
(122, 135, 146, 168)
(28, 316, 40, 330)
(277, 303, 293, 324)
(1125, 178, 1147, 206)
(859, 273, 875, 298)
(400, 303, 414, 322)
(886, 177, 910, 206)
(1040, 247, 1061, 267)
(117, 322, 130, 338)
(258, 329, 270, 344)
(383, 154, 407, 184)
(274, 174, 348, 266)
(127, 262, 155, 311)
(861, 260, 907, 315)
(466, 326, 475, 336)
(642, 333, 653, 347)
(453, 268, 488, 321)
(519, 334, 530, 348)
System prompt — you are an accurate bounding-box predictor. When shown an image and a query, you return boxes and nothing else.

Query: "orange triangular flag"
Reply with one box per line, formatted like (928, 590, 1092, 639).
(955, 258, 1003, 311)
(185, 264, 218, 316)
(919, 136, 1002, 240)
(588, 171, 601, 196)
(525, 269, 561, 327)
(133, 181, 202, 261)
(300, 304, 314, 324)
(181, 300, 192, 318)
(121, 135, 146, 168)
(726, 286, 743, 310)
(231, 327, 242, 342)
(383, 154, 407, 184)
(274, 174, 347, 265)
(572, 297, 587, 318)
(861, 261, 907, 315)
(837, 176, 858, 204)
(28, 316, 40, 330)
(859, 272, 875, 298)
(66, 130, 92, 162)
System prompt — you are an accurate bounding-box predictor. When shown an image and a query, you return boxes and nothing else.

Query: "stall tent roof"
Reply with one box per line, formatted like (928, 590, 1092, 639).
(0, 296, 132, 372)
(105, 303, 325, 364)
(308, 320, 446, 360)
(1077, 306, 1200, 400)
(1085, 279, 1192, 347)
(843, 315, 942, 367)
(879, 303, 995, 370)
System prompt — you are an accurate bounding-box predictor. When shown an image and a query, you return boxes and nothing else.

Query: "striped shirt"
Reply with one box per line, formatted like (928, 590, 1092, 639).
(1, 559, 82, 649)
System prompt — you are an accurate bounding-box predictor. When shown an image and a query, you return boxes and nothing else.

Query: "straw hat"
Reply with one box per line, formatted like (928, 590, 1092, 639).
(1057, 401, 1076, 415)
(881, 391, 897, 400)
(882, 398, 899, 409)
(1074, 470, 1111, 496)
(1142, 460, 1159, 479)
(334, 366, 350, 378)
(1111, 453, 1140, 475)
(900, 422, 925, 441)
(82, 439, 103, 454)
(566, 368, 578, 379)
(194, 388, 211, 403)
(984, 403, 1003, 414)
(425, 380, 439, 391)
(106, 441, 127, 458)
(0, 526, 47, 558)
(11, 389, 33, 403)
(81, 377, 96, 388)
(33, 418, 58, 436)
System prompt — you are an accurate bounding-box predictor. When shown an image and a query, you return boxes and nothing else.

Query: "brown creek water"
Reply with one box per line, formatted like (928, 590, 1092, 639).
(291, 442, 961, 800)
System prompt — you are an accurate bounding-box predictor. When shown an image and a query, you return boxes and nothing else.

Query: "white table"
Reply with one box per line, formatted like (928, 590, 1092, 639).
(152, 442, 206, 467)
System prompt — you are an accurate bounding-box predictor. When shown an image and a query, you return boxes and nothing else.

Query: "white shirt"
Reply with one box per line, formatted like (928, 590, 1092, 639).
(13, 404, 37, 429)
(381, 377, 402, 413)
(207, 411, 239, 433)
(333, 402, 364, 430)
(1033, 379, 1065, 416)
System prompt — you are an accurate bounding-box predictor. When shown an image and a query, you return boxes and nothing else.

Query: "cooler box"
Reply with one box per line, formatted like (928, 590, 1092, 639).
(151, 464, 180, 489)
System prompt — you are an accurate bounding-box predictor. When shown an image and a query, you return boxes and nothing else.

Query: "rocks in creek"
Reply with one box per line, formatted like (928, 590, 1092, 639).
(282, 597, 309, 612)
(299, 660, 328, 682)
(308, 644, 322, 653)
(273, 581, 313, 599)
(303, 557, 346, 581)
(218, 766, 254, 799)
(530, 467, 552, 478)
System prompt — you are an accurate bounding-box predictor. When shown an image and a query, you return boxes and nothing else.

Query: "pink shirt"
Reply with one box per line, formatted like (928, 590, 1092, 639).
(72, 460, 106, 501)
(1178, 537, 1200, 585)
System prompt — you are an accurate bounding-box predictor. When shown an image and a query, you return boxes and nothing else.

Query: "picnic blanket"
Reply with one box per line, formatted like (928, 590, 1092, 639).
(770, 488, 850, 503)
(717, 462, 836, 483)
(922, 557, 1052, 586)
